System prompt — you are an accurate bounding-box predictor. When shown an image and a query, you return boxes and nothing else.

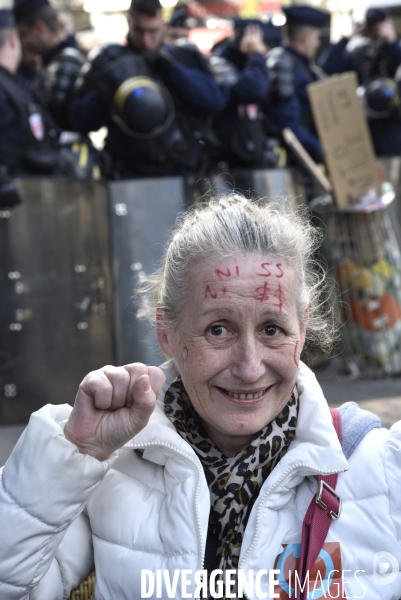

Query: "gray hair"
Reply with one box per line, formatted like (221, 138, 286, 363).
(137, 194, 336, 351)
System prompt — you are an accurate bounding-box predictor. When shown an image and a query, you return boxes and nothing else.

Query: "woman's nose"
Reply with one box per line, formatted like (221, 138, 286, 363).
(230, 336, 266, 383)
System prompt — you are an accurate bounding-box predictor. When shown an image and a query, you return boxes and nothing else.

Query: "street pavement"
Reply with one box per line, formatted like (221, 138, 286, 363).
(314, 358, 401, 428)
(1, 362, 400, 466)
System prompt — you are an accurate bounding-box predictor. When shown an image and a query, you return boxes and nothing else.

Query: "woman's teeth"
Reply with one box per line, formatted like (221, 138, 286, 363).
(225, 389, 266, 400)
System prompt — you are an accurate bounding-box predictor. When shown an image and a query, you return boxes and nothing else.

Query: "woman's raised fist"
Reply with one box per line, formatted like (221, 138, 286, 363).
(64, 363, 165, 461)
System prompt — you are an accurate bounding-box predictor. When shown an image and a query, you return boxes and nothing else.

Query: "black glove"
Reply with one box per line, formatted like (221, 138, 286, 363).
(142, 49, 173, 75)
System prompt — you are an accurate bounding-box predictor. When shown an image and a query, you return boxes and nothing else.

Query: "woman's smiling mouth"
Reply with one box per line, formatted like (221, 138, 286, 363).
(215, 385, 273, 403)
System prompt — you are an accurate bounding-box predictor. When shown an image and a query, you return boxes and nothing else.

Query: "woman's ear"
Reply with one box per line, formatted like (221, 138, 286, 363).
(156, 307, 175, 357)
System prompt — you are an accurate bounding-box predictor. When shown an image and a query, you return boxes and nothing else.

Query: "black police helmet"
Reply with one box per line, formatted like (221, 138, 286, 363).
(113, 76, 174, 138)
(360, 78, 399, 119)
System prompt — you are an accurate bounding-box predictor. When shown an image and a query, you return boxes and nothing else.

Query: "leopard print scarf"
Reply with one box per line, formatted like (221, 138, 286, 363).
(164, 378, 298, 579)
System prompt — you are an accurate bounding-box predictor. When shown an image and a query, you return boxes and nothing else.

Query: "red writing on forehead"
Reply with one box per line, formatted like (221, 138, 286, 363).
(215, 267, 231, 280)
(214, 266, 240, 279)
(257, 263, 272, 277)
(255, 281, 270, 302)
(274, 283, 283, 312)
(205, 285, 226, 299)
(205, 285, 218, 299)
(257, 263, 284, 278)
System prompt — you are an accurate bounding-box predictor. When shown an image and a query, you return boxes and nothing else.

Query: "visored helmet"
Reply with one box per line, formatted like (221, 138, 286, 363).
(113, 75, 174, 139)
(359, 77, 399, 119)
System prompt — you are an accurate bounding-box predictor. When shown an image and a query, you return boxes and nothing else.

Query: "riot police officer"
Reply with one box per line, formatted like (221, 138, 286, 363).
(69, 0, 229, 178)
(210, 19, 276, 169)
(320, 8, 401, 157)
(266, 5, 329, 163)
(13, 0, 84, 130)
(0, 9, 61, 179)
(319, 8, 401, 83)
(165, 7, 191, 45)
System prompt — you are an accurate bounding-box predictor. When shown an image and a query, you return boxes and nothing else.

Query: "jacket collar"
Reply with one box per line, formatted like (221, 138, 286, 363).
(283, 44, 312, 67)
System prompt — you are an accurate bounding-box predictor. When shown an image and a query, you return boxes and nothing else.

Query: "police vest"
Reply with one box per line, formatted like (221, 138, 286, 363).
(75, 43, 213, 175)
(0, 67, 59, 174)
(32, 44, 84, 130)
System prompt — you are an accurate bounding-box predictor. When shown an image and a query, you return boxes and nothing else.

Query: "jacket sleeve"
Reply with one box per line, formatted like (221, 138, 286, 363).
(0, 404, 116, 600)
(165, 59, 230, 114)
(268, 93, 324, 163)
(69, 90, 109, 135)
(231, 53, 270, 103)
(384, 40, 401, 67)
(318, 37, 351, 75)
(384, 420, 401, 543)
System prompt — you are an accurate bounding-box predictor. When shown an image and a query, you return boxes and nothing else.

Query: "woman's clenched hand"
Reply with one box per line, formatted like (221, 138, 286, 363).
(64, 364, 165, 461)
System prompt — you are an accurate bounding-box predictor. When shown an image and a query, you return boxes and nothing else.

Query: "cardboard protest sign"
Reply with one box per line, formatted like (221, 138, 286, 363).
(308, 72, 380, 207)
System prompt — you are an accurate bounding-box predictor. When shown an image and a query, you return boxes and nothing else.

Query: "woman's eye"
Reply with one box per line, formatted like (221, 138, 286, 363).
(208, 325, 227, 337)
(263, 324, 282, 337)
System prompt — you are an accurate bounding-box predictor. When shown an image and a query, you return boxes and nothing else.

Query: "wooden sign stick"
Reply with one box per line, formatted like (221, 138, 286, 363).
(282, 127, 333, 194)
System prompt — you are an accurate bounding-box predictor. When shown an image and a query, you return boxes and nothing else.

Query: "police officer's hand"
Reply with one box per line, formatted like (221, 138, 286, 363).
(239, 25, 267, 56)
(143, 49, 173, 74)
(377, 20, 397, 44)
(64, 364, 165, 461)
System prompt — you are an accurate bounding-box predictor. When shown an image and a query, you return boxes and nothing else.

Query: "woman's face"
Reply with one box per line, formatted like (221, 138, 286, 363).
(158, 254, 307, 455)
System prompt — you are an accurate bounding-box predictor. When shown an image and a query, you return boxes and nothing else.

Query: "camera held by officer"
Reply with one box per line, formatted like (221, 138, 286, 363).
(70, 0, 228, 179)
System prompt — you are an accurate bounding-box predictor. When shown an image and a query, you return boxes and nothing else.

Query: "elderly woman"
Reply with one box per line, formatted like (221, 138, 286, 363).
(0, 195, 400, 600)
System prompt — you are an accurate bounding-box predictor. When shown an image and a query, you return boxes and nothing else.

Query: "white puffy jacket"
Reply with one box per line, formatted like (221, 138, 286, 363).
(0, 361, 401, 600)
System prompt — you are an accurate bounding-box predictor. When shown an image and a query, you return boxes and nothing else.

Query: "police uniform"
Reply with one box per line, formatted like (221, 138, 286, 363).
(166, 7, 190, 42)
(319, 8, 401, 157)
(69, 37, 229, 178)
(266, 5, 328, 163)
(319, 8, 401, 83)
(0, 10, 60, 176)
(210, 19, 276, 168)
(13, 0, 84, 130)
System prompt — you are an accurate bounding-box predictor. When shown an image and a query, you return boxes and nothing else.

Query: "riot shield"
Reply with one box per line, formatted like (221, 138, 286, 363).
(190, 168, 306, 207)
(0, 178, 114, 423)
(108, 176, 188, 367)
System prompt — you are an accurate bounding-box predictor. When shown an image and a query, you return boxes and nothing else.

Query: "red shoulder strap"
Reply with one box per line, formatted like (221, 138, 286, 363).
(296, 407, 342, 600)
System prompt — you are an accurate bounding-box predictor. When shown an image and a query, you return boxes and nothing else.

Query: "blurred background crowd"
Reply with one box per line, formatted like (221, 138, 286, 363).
(1, 0, 401, 194)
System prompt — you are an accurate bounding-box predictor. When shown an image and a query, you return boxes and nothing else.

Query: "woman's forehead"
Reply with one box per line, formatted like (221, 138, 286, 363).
(185, 255, 298, 315)
(191, 254, 292, 282)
